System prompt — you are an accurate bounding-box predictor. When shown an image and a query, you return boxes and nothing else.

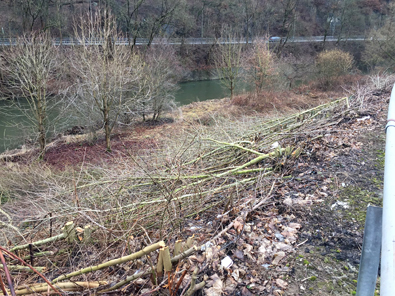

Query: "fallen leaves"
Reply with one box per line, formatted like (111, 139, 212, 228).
(205, 274, 223, 296)
(233, 217, 244, 233)
(276, 278, 288, 289)
(272, 251, 286, 265)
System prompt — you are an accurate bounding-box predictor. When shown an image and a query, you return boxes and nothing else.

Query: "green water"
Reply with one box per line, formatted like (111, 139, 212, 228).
(176, 79, 227, 104)
(0, 79, 249, 153)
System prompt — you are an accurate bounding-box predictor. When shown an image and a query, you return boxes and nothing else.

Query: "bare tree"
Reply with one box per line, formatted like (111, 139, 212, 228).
(212, 27, 244, 99)
(71, 10, 146, 152)
(142, 42, 180, 121)
(276, 0, 298, 57)
(363, 4, 395, 69)
(0, 32, 63, 157)
(244, 37, 278, 93)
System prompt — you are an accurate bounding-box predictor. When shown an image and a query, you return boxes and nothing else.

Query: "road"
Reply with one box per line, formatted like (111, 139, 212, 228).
(0, 36, 368, 46)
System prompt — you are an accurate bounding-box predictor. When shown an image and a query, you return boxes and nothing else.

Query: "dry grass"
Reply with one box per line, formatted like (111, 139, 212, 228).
(0, 97, 351, 245)
(0, 72, 389, 293)
(230, 88, 332, 114)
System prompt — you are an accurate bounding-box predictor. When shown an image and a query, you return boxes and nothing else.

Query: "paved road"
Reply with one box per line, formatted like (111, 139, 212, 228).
(0, 36, 368, 46)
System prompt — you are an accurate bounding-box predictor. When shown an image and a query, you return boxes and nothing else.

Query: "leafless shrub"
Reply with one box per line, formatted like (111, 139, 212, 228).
(342, 71, 395, 110)
(279, 54, 315, 89)
(70, 11, 147, 152)
(368, 71, 395, 91)
(0, 32, 68, 157)
(243, 37, 279, 93)
(137, 41, 181, 121)
(212, 26, 244, 99)
(316, 49, 354, 89)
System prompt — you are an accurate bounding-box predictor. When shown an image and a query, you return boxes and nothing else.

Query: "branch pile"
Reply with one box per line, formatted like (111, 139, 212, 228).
(0, 96, 359, 294)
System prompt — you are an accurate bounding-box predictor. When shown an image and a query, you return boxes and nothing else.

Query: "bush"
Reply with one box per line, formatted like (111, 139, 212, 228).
(316, 49, 354, 88)
(244, 38, 278, 93)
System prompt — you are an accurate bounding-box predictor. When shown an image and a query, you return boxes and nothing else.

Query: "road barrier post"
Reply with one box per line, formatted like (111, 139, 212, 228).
(381, 83, 395, 295)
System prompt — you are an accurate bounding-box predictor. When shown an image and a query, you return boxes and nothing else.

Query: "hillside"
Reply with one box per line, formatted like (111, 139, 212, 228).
(0, 74, 390, 295)
(0, 0, 390, 42)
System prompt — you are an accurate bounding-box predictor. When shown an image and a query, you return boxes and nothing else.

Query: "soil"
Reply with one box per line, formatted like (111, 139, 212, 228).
(272, 94, 387, 295)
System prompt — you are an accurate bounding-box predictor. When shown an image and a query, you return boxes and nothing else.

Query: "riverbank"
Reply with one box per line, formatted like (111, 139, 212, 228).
(0, 86, 341, 165)
(0, 75, 391, 295)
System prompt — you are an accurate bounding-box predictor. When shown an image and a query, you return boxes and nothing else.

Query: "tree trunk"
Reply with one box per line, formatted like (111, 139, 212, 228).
(38, 123, 46, 158)
(37, 96, 46, 158)
(104, 109, 111, 152)
(230, 81, 234, 99)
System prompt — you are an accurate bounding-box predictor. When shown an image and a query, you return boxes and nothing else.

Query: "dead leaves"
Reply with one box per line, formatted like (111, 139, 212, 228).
(233, 217, 244, 233)
(205, 274, 223, 296)
(271, 251, 286, 265)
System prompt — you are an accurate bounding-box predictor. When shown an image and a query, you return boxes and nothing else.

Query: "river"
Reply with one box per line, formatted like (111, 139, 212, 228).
(0, 79, 250, 153)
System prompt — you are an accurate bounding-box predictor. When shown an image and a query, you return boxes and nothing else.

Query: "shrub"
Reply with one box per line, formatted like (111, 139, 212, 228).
(244, 38, 278, 93)
(315, 49, 354, 89)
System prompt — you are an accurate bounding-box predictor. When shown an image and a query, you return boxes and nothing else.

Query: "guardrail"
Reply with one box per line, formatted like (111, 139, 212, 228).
(381, 83, 395, 295)
(0, 36, 368, 46)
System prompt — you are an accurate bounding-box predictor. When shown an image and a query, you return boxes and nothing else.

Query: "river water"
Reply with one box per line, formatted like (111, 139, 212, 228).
(0, 79, 249, 153)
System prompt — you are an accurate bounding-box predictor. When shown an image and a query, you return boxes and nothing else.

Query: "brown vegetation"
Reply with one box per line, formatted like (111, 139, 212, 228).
(0, 72, 391, 295)
(316, 49, 354, 89)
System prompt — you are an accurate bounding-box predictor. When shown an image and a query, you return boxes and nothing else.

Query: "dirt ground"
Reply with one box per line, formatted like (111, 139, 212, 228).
(284, 113, 385, 294)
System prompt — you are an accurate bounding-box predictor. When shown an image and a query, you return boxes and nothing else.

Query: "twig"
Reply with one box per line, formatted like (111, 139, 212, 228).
(0, 265, 45, 273)
(185, 267, 199, 296)
(0, 281, 107, 295)
(10, 233, 66, 252)
(0, 247, 60, 296)
(0, 275, 8, 296)
(52, 241, 166, 283)
(296, 239, 308, 247)
(0, 249, 15, 296)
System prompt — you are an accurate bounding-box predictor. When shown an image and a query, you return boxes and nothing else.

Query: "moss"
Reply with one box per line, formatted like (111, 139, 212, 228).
(326, 282, 335, 291)
(303, 259, 310, 265)
(310, 276, 317, 281)
(341, 186, 383, 226)
(376, 149, 385, 169)
(324, 257, 330, 263)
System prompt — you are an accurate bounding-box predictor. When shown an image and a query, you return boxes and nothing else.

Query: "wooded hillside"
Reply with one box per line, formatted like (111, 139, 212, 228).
(0, 0, 390, 41)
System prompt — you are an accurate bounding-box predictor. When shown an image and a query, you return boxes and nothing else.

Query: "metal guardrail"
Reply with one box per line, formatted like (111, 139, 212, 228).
(356, 206, 382, 296)
(0, 36, 368, 46)
(381, 83, 395, 295)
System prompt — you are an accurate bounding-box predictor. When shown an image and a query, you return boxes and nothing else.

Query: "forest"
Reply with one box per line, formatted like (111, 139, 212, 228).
(0, 0, 390, 41)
